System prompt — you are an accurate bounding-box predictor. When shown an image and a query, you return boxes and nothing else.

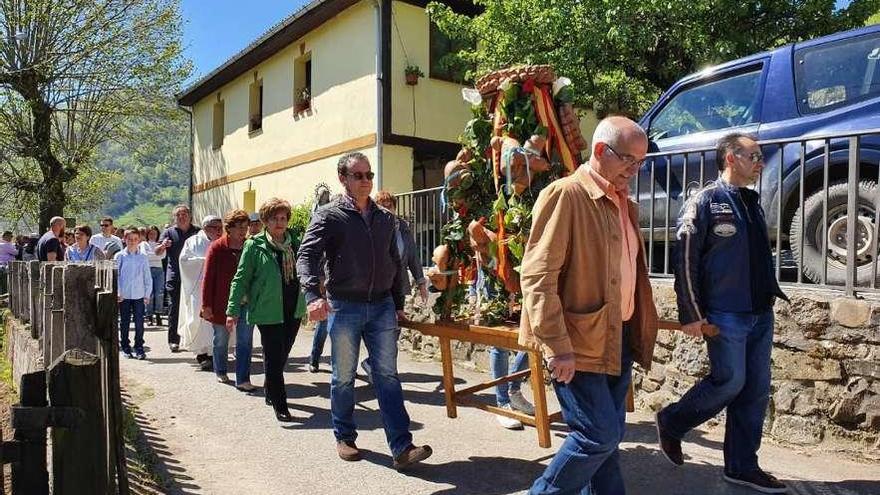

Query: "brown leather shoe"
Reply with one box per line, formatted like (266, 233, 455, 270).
(392, 444, 432, 471)
(336, 440, 362, 461)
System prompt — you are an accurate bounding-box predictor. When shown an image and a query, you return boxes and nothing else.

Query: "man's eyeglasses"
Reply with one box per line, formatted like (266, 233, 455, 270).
(605, 144, 645, 168)
(344, 171, 375, 181)
(736, 151, 764, 164)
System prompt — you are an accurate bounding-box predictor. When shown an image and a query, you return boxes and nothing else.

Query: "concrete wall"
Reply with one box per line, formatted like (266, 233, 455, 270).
(6, 317, 42, 389)
(399, 279, 880, 455)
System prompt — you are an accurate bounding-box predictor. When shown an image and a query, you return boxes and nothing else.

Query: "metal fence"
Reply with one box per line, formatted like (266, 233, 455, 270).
(399, 128, 880, 296)
(396, 187, 451, 268)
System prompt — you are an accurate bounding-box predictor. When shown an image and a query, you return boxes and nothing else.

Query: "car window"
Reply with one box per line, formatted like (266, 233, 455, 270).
(795, 32, 880, 114)
(649, 69, 763, 140)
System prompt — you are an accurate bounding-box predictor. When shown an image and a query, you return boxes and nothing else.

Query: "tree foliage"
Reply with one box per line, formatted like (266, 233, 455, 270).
(0, 0, 190, 230)
(428, 0, 879, 117)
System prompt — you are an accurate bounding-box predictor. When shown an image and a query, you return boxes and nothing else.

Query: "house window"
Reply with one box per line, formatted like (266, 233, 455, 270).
(429, 21, 471, 84)
(212, 100, 224, 149)
(249, 79, 263, 133)
(294, 53, 312, 113)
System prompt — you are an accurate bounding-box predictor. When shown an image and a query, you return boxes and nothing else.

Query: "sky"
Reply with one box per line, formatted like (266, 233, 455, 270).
(181, 0, 310, 86)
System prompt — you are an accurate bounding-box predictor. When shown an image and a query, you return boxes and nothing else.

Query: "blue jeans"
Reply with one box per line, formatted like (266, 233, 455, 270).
(213, 306, 254, 381)
(148, 267, 165, 315)
(234, 306, 254, 385)
(310, 319, 328, 364)
(328, 296, 412, 457)
(119, 299, 146, 354)
(491, 348, 528, 406)
(658, 310, 774, 475)
(530, 327, 633, 495)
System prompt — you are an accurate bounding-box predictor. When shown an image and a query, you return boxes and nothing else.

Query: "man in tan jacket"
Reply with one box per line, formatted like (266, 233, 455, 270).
(520, 116, 658, 494)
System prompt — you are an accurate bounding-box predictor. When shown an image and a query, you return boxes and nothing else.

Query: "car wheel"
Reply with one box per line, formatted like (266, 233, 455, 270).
(789, 181, 879, 286)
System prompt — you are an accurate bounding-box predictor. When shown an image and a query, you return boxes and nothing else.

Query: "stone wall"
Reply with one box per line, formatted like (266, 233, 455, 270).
(400, 279, 880, 455)
(5, 317, 42, 388)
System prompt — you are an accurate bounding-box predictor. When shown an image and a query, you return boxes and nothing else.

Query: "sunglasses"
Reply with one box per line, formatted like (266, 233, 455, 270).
(736, 151, 765, 164)
(345, 171, 375, 181)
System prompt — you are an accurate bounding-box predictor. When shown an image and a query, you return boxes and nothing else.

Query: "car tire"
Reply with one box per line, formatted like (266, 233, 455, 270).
(789, 180, 879, 286)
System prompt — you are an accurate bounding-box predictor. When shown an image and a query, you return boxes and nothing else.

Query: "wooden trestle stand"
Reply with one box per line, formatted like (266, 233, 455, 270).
(405, 319, 707, 448)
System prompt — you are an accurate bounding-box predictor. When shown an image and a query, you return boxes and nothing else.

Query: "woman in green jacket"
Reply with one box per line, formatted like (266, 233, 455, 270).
(226, 198, 306, 422)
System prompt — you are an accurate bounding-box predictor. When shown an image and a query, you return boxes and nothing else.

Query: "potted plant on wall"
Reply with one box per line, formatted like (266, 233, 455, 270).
(295, 87, 311, 113)
(405, 64, 424, 86)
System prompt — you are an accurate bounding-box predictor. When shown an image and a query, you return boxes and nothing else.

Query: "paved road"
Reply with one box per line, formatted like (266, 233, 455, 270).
(120, 323, 879, 495)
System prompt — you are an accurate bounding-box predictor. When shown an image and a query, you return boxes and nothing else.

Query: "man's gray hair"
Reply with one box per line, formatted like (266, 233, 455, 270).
(337, 152, 369, 176)
(591, 116, 647, 150)
(49, 216, 65, 228)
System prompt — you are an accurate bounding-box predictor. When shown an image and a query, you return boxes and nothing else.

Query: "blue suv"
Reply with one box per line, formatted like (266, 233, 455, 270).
(637, 25, 880, 286)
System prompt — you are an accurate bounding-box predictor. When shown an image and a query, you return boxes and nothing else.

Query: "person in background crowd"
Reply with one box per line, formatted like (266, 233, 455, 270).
(0, 231, 18, 265)
(357, 191, 429, 383)
(37, 217, 66, 262)
(140, 226, 167, 326)
(227, 198, 306, 422)
(179, 215, 223, 371)
(248, 212, 262, 237)
(519, 117, 659, 494)
(64, 230, 75, 248)
(90, 216, 123, 257)
(0, 231, 18, 294)
(202, 209, 256, 388)
(656, 133, 789, 494)
(306, 186, 335, 374)
(65, 225, 106, 262)
(115, 226, 152, 360)
(159, 205, 200, 352)
(21, 235, 38, 261)
(297, 153, 432, 469)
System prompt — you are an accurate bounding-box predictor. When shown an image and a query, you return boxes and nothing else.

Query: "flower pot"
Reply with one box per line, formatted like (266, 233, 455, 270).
(405, 73, 419, 86)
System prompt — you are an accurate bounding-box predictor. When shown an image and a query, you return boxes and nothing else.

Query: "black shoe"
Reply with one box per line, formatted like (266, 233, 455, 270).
(264, 395, 273, 407)
(723, 469, 788, 493)
(655, 411, 683, 466)
(135, 351, 146, 360)
(274, 409, 293, 422)
(199, 360, 213, 372)
(122, 349, 134, 359)
(169, 343, 179, 353)
(308, 359, 319, 373)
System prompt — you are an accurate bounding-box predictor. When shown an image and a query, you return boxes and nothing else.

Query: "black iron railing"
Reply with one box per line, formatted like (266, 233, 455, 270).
(400, 128, 880, 296)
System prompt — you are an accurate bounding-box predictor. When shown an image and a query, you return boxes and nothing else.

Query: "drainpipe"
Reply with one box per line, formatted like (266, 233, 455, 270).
(374, 0, 384, 191)
(177, 105, 194, 210)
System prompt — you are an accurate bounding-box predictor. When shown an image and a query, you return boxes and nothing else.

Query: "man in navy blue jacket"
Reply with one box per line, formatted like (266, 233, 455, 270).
(656, 133, 788, 494)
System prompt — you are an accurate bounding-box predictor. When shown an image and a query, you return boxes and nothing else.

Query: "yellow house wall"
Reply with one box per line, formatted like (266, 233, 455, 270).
(380, 144, 414, 194)
(192, 146, 380, 220)
(191, 0, 379, 215)
(389, 2, 470, 144)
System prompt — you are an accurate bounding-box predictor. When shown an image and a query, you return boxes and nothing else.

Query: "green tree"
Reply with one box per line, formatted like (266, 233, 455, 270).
(0, 0, 190, 231)
(428, 0, 879, 117)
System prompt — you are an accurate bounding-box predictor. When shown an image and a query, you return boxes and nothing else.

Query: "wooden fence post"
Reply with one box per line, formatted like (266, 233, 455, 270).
(11, 371, 48, 495)
(48, 350, 106, 494)
(27, 261, 40, 326)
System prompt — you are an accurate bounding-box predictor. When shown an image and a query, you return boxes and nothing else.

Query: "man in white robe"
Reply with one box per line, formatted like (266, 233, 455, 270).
(178, 215, 223, 370)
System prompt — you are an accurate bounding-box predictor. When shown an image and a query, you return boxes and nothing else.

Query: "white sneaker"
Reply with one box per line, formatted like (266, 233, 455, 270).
(496, 404, 523, 430)
(509, 390, 535, 416)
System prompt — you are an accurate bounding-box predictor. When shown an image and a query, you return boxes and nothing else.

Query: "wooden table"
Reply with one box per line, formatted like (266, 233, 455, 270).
(405, 319, 686, 448)
(404, 320, 562, 448)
